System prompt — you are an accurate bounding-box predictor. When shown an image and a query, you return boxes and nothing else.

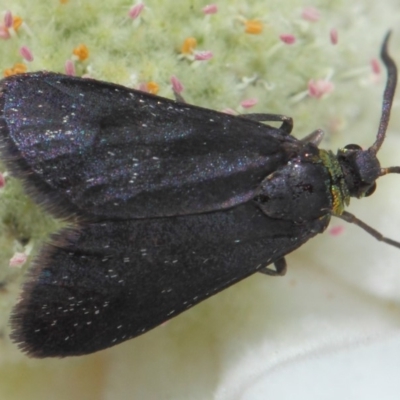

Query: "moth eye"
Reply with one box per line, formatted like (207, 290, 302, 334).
(344, 144, 362, 151)
(364, 183, 377, 197)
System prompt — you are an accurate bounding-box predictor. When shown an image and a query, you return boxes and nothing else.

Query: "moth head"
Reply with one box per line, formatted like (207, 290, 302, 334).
(337, 144, 380, 199)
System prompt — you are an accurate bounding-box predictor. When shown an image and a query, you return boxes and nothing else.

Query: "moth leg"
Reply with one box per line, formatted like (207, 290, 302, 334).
(240, 113, 293, 135)
(336, 211, 400, 249)
(173, 90, 186, 103)
(300, 129, 325, 146)
(258, 257, 287, 276)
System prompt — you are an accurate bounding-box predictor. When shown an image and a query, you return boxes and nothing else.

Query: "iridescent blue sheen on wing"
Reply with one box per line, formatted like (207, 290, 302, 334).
(0, 72, 290, 219)
(10, 203, 328, 357)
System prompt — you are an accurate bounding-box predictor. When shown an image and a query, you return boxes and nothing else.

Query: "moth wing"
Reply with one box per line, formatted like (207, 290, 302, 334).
(0, 72, 290, 219)
(10, 203, 328, 357)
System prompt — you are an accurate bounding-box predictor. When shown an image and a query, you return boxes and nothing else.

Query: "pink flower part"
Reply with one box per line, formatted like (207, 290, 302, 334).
(222, 108, 237, 115)
(328, 225, 345, 237)
(308, 79, 334, 99)
(19, 45, 34, 62)
(330, 28, 338, 45)
(4, 10, 13, 28)
(65, 60, 76, 76)
(128, 3, 144, 19)
(194, 51, 213, 61)
(279, 34, 296, 45)
(301, 6, 320, 22)
(240, 98, 258, 109)
(138, 82, 148, 92)
(0, 171, 5, 188)
(202, 4, 218, 14)
(9, 252, 27, 268)
(371, 58, 381, 75)
(170, 75, 184, 93)
(0, 24, 10, 39)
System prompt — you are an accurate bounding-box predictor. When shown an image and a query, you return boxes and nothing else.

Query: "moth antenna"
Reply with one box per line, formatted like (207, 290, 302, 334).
(370, 31, 398, 155)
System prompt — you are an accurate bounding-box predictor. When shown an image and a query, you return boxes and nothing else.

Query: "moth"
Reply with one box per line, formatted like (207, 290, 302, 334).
(0, 33, 398, 357)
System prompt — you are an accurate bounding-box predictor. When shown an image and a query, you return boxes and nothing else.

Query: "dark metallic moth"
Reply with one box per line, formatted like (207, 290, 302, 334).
(0, 33, 399, 358)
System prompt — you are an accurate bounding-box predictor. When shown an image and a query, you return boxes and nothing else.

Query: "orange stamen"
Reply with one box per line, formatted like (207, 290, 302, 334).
(181, 37, 197, 54)
(73, 44, 89, 61)
(244, 20, 263, 34)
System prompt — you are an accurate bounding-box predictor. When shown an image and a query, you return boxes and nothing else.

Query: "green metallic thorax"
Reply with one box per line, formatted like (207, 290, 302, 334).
(318, 149, 350, 215)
